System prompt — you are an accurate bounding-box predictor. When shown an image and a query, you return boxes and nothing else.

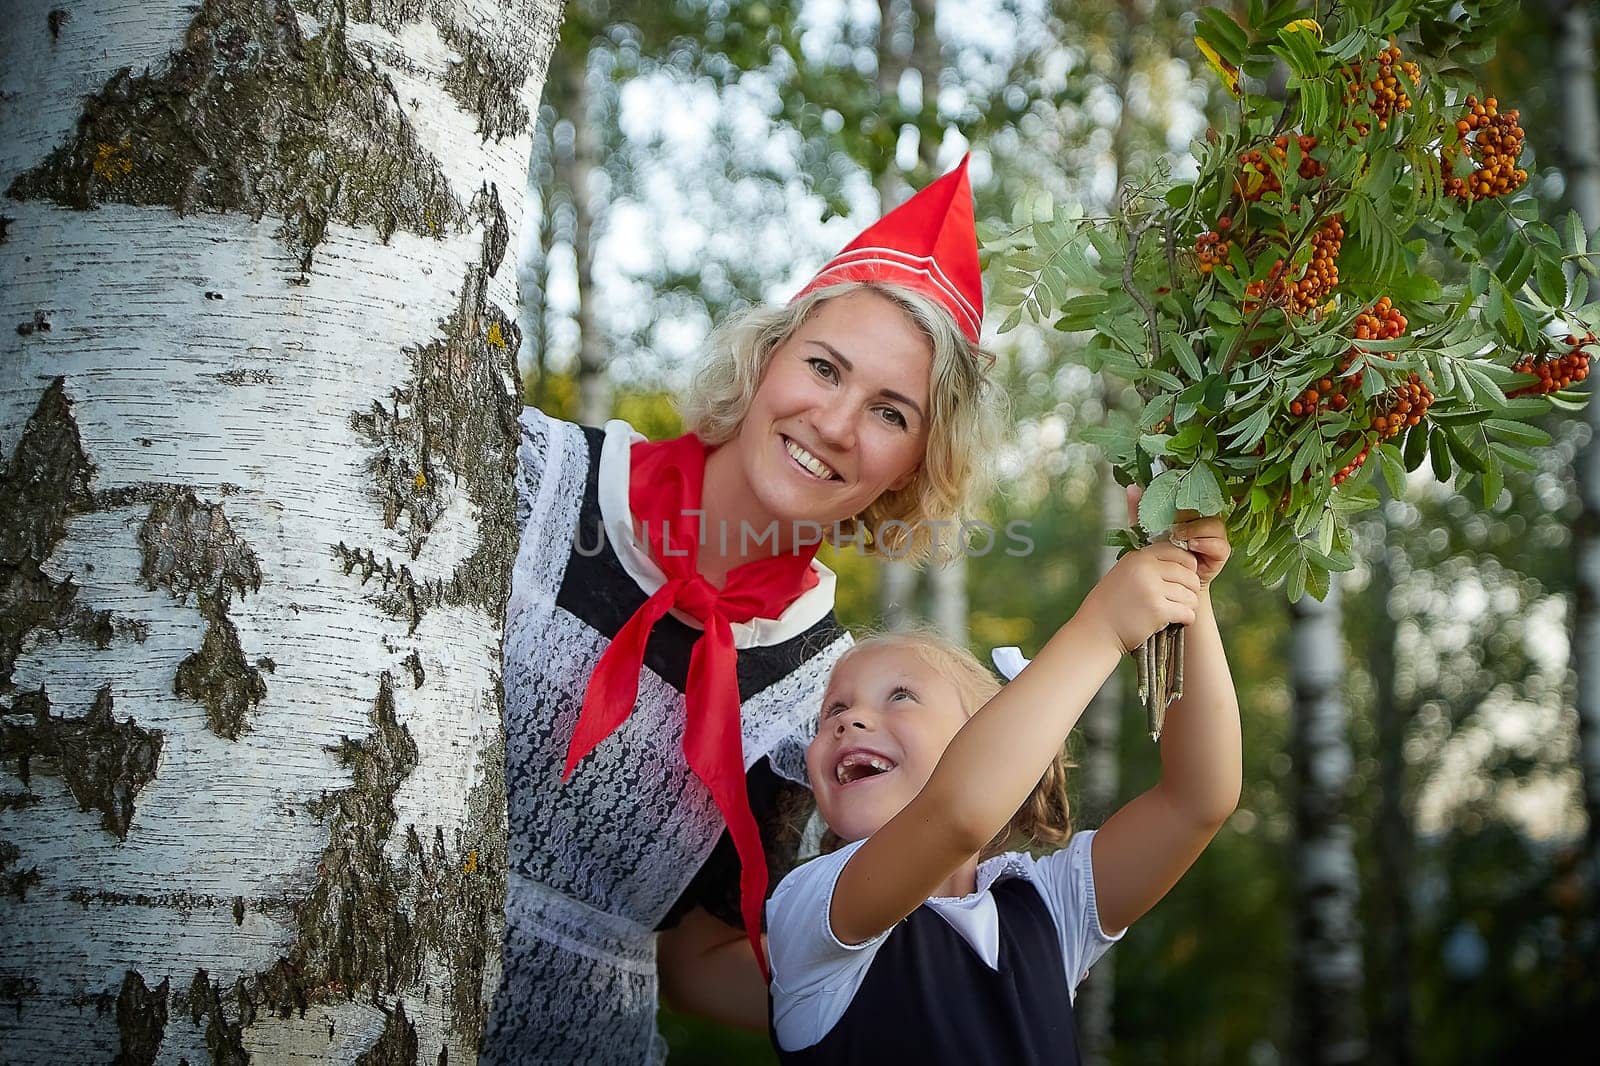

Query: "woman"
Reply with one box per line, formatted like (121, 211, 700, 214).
(484, 157, 1003, 1064)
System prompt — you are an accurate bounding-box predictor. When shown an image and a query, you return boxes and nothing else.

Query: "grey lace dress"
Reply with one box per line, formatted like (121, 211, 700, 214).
(481, 409, 850, 1064)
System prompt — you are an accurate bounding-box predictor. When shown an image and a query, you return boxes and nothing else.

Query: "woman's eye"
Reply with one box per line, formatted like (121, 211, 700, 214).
(809, 357, 838, 382)
(878, 406, 908, 429)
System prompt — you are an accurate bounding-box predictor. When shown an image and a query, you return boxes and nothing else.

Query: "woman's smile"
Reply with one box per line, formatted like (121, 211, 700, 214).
(782, 434, 842, 482)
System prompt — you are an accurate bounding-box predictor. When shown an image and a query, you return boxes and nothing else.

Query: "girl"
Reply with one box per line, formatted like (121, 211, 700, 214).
(767, 493, 1241, 1062)
(484, 159, 1005, 1062)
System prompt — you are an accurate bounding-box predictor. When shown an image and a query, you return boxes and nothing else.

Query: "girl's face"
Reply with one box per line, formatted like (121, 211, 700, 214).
(727, 290, 932, 530)
(806, 643, 970, 844)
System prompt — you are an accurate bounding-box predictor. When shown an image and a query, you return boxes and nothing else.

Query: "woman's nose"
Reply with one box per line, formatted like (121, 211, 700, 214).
(810, 398, 856, 449)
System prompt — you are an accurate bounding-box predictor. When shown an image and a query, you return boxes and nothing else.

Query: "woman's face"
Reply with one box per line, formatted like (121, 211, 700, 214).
(728, 289, 933, 530)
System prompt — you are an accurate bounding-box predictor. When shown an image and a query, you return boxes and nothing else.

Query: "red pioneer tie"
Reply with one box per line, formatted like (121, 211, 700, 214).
(562, 432, 819, 979)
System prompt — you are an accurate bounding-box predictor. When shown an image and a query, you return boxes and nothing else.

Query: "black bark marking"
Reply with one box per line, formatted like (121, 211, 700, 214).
(211, 368, 275, 387)
(0, 975, 40, 1019)
(0, 789, 42, 812)
(327, 1, 542, 142)
(1, 378, 94, 692)
(469, 182, 509, 277)
(65, 886, 296, 917)
(7, 0, 468, 274)
(343, 253, 521, 632)
(0, 685, 163, 840)
(138, 487, 262, 603)
(15, 310, 51, 336)
(439, 23, 531, 143)
(47, 9, 71, 42)
(177, 969, 249, 1065)
(187, 677, 505, 1053)
(408, 726, 506, 1037)
(0, 215, 13, 243)
(174, 596, 268, 740)
(334, 542, 424, 634)
(0, 839, 43, 901)
(401, 650, 424, 688)
(223, 674, 419, 1020)
(289, 673, 419, 999)
(114, 970, 170, 1066)
(355, 1000, 418, 1066)
(138, 488, 266, 740)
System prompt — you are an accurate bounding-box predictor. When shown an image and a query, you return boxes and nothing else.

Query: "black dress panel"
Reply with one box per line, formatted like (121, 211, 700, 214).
(774, 877, 1083, 1066)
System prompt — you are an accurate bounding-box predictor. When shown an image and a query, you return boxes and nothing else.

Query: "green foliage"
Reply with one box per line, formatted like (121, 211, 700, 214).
(987, 1, 1597, 602)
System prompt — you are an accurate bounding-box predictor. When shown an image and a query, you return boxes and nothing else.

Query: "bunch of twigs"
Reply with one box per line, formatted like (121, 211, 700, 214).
(1133, 521, 1194, 741)
(1136, 623, 1185, 741)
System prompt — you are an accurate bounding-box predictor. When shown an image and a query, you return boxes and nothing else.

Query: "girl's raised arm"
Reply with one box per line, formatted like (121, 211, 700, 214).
(829, 542, 1201, 946)
(1090, 518, 1242, 936)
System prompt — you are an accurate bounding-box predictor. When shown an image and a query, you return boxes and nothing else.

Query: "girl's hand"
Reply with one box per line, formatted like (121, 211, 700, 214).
(1078, 539, 1201, 655)
(1126, 485, 1233, 589)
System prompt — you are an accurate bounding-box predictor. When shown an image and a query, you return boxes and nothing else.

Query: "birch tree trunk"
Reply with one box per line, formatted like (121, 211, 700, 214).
(875, 0, 918, 632)
(554, 43, 611, 427)
(1288, 576, 1367, 1065)
(1558, 0, 1600, 970)
(1368, 488, 1415, 1066)
(1073, 456, 1128, 1064)
(906, 0, 968, 648)
(0, 2, 562, 1062)
(520, 105, 559, 409)
(1076, 12, 1139, 1053)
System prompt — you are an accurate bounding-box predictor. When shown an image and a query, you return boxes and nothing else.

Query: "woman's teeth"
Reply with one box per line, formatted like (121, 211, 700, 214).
(786, 439, 838, 481)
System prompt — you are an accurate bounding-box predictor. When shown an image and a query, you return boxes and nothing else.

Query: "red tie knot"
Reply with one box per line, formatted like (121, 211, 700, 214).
(673, 574, 723, 621)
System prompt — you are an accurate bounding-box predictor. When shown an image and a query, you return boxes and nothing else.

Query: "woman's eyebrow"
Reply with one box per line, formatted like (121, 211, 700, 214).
(807, 340, 927, 422)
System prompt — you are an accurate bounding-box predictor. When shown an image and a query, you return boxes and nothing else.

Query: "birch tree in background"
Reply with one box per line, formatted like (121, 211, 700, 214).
(874, 0, 950, 635)
(548, 14, 612, 426)
(1366, 486, 1415, 1066)
(1288, 578, 1367, 1066)
(1558, 0, 1600, 971)
(1074, 4, 1141, 1056)
(0, 1, 562, 1061)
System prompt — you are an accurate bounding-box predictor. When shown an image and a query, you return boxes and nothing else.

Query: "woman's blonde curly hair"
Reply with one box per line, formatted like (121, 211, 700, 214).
(678, 281, 1006, 566)
(818, 630, 1074, 862)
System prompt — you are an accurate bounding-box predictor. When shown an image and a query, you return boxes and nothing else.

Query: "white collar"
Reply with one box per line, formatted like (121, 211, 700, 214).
(920, 853, 1033, 972)
(596, 419, 838, 650)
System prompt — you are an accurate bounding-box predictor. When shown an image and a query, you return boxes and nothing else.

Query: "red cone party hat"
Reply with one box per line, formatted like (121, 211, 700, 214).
(792, 155, 983, 342)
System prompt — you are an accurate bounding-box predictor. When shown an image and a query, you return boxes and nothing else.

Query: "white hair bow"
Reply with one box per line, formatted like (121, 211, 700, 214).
(991, 646, 1030, 681)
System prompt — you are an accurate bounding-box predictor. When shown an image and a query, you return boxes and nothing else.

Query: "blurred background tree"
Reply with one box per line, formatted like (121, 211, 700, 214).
(521, 2, 1598, 1062)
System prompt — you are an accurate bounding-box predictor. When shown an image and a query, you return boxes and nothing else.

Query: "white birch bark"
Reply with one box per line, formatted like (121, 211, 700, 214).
(908, 0, 968, 648)
(1368, 485, 1415, 1066)
(1288, 576, 1367, 1065)
(875, 0, 918, 633)
(555, 45, 612, 427)
(1558, 0, 1600, 950)
(0, 1, 562, 1062)
(1075, 11, 1139, 1050)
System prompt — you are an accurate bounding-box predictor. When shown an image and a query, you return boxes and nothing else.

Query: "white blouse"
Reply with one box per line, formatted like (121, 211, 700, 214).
(766, 830, 1125, 1053)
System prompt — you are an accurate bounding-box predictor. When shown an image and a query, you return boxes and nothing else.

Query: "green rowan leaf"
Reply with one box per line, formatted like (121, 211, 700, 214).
(1488, 441, 1538, 471)
(1482, 418, 1551, 447)
(1177, 461, 1226, 515)
(1138, 469, 1183, 534)
(1430, 426, 1453, 481)
(1377, 442, 1406, 498)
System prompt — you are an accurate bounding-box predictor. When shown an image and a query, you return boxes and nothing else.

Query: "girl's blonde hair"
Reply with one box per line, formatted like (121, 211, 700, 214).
(819, 630, 1074, 861)
(678, 282, 1005, 565)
